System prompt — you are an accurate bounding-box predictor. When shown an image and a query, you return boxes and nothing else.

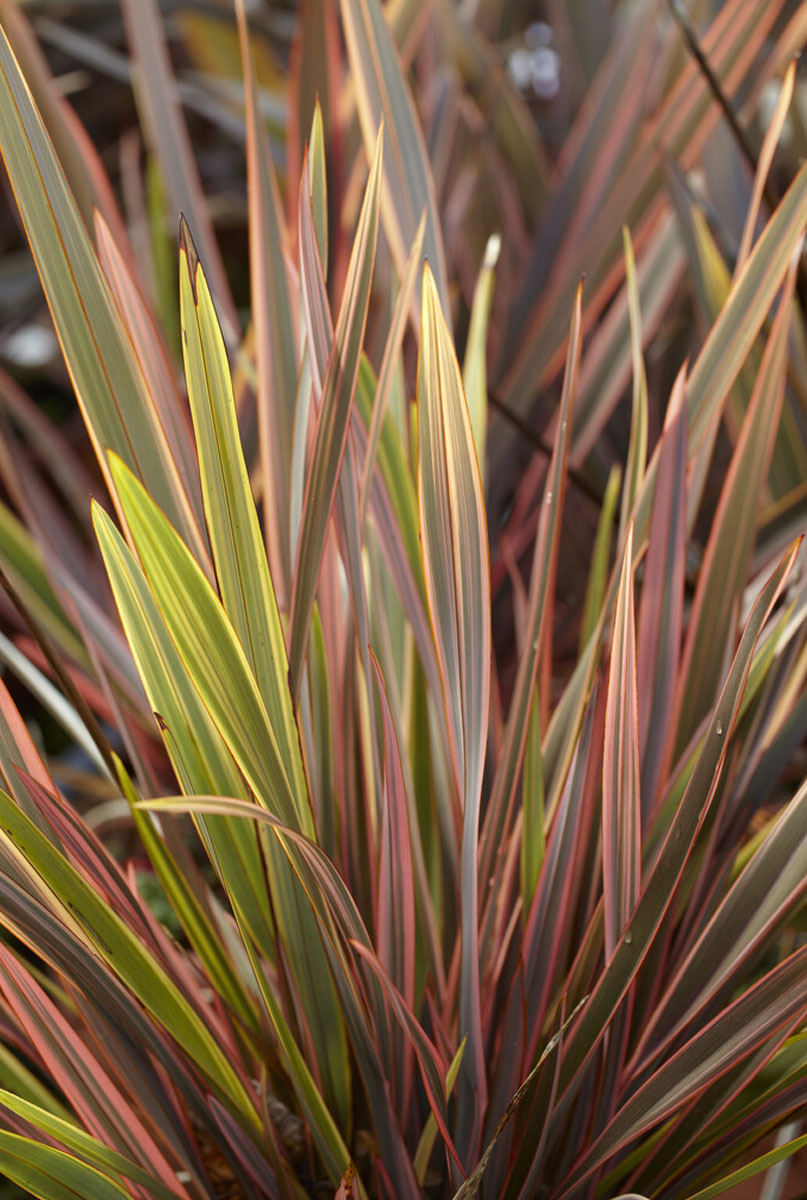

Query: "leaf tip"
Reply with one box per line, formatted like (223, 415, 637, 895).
(178, 214, 201, 303)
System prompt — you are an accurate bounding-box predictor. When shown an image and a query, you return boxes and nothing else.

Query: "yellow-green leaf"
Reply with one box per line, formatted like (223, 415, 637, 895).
(418, 262, 491, 1145)
(179, 219, 307, 810)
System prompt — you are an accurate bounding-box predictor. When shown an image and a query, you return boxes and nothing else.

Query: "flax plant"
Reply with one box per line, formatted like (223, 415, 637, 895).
(0, 2, 804, 1198)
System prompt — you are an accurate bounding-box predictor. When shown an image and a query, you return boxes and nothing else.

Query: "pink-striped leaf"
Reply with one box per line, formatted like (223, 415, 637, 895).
(119, 0, 236, 338)
(602, 525, 641, 960)
(633, 771, 807, 1073)
(235, 0, 298, 602)
(557, 947, 807, 1198)
(339, 0, 448, 312)
(417, 262, 491, 1151)
(674, 246, 800, 752)
(288, 126, 383, 692)
(555, 540, 799, 1101)
(636, 368, 687, 816)
(481, 285, 581, 900)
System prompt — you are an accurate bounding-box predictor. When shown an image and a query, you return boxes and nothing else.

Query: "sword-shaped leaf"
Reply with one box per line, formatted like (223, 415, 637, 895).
(106, 457, 303, 833)
(603, 526, 641, 960)
(0, 1090, 184, 1200)
(557, 947, 807, 1198)
(636, 370, 687, 817)
(119, 0, 236, 337)
(634, 772, 807, 1071)
(618, 228, 648, 543)
(0, 25, 207, 570)
(418, 262, 491, 1146)
(482, 286, 581, 893)
(556, 541, 799, 1101)
(96, 468, 351, 1132)
(0, 794, 258, 1126)
(178, 219, 306, 810)
(288, 127, 383, 692)
(674, 246, 799, 751)
(235, 0, 298, 600)
(339, 0, 448, 313)
(0, 1133, 133, 1200)
(682, 1128, 807, 1200)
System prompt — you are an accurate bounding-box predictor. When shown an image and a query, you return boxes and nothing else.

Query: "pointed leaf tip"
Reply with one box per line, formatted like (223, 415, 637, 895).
(178, 214, 201, 302)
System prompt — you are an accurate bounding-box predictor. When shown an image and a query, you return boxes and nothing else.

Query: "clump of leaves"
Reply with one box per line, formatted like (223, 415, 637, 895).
(0, 2, 804, 1199)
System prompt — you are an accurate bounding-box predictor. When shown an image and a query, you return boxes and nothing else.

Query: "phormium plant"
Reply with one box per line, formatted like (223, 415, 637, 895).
(0, 0, 804, 1198)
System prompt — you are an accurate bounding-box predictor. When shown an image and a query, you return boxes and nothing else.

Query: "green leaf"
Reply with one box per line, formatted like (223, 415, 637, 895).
(418, 261, 491, 1146)
(686, 164, 807, 454)
(736, 59, 797, 274)
(140, 793, 421, 1197)
(237, 930, 361, 1194)
(520, 689, 545, 913)
(413, 1040, 466, 1185)
(360, 213, 426, 525)
(0, 1046, 71, 1122)
(452, 1000, 585, 1200)
(675, 241, 799, 751)
(97, 470, 352, 1135)
(0, 1091, 183, 1200)
(307, 100, 329, 270)
(95, 214, 206, 539)
(682, 1130, 807, 1200)
(0, 790, 259, 1127)
(558, 947, 807, 1197)
(288, 125, 384, 691)
(462, 233, 500, 476)
(0, 24, 208, 570)
(618, 227, 648, 544)
(635, 770, 807, 1070)
(235, 0, 298, 599)
(117, 759, 258, 1033)
(178, 218, 307, 809)
(579, 464, 621, 653)
(339, 0, 449, 313)
(0, 1133, 133, 1200)
(107, 457, 306, 833)
(92, 501, 277, 960)
(120, 0, 236, 336)
(602, 525, 641, 959)
(636, 370, 686, 816)
(556, 541, 799, 1101)
(482, 285, 581, 892)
